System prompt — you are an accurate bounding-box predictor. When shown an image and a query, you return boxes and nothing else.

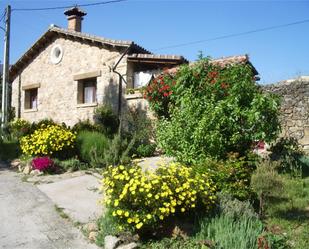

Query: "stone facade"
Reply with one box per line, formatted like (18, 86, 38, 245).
(11, 36, 128, 127)
(263, 77, 309, 152)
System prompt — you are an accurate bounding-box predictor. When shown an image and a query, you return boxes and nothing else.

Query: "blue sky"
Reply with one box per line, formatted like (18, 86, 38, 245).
(0, 0, 308, 84)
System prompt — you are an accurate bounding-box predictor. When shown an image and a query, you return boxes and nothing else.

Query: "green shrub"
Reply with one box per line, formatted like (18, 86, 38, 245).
(196, 214, 264, 249)
(8, 118, 31, 139)
(124, 107, 155, 157)
(270, 137, 306, 176)
(155, 59, 281, 163)
(20, 124, 76, 158)
(94, 105, 119, 136)
(140, 238, 205, 249)
(72, 119, 101, 133)
(193, 154, 256, 201)
(101, 163, 217, 234)
(0, 139, 20, 161)
(54, 158, 88, 172)
(143, 73, 176, 118)
(136, 144, 156, 158)
(95, 133, 133, 167)
(76, 131, 109, 165)
(218, 192, 258, 220)
(251, 160, 284, 216)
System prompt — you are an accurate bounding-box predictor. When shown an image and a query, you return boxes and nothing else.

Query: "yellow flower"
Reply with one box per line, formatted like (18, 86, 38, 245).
(114, 200, 119, 207)
(146, 214, 152, 219)
(124, 211, 129, 217)
(136, 222, 143, 229)
(116, 210, 123, 216)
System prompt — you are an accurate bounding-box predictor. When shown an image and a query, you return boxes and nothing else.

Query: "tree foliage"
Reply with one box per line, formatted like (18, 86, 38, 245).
(154, 59, 281, 163)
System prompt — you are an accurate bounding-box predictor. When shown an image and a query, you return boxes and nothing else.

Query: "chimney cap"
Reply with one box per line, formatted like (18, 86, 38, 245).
(64, 6, 87, 17)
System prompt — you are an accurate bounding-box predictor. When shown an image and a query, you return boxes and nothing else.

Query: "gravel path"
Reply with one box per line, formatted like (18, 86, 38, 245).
(0, 163, 98, 249)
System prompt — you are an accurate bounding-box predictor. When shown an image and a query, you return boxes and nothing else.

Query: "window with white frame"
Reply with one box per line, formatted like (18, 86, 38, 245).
(77, 78, 97, 104)
(24, 88, 38, 110)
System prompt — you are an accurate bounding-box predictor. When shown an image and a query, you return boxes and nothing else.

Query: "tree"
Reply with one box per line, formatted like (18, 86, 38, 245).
(152, 58, 281, 164)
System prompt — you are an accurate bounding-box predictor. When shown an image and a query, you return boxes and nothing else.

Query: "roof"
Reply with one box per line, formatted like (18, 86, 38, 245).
(165, 54, 259, 76)
(211, 55, 258, 75)
(127, 53, 188, 65)
(9, 26, 155, 81)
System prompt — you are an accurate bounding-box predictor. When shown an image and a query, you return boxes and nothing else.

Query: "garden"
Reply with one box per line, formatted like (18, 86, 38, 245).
(1, 57, 309, 249)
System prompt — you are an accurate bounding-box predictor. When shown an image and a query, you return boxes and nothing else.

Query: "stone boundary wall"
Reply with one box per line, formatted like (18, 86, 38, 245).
(262, 77, 309, 152)
(123, 93, 155, 120)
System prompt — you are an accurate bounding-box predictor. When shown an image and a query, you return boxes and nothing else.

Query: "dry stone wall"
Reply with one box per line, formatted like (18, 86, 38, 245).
(263, 77, 309, 152)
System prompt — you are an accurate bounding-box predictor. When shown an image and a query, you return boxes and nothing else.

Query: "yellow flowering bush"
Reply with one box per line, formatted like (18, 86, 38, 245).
(101, 163, 217, 232)
(20, 124, 76, 157)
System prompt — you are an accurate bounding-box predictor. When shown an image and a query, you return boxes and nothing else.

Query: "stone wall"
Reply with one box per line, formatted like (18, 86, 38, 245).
(11, 36, 127, 127)
(263, 77, 309, 152)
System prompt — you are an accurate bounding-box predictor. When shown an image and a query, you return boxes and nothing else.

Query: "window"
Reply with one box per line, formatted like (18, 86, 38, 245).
(77, 78, 97, 104)
(24, 88, 38, 110)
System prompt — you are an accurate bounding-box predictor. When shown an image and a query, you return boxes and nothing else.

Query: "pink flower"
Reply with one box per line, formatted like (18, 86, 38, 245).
(32, 157, 54, 172)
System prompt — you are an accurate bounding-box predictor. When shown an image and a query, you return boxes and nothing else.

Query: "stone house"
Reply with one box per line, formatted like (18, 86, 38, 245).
(9, 7, 187, 126)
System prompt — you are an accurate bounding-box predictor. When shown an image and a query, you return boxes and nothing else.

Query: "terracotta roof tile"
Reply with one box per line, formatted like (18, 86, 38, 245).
(164, 54, 258, 76)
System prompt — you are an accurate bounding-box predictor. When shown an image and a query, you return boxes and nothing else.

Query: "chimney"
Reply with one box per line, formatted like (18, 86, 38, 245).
(64, 6, 87, 32)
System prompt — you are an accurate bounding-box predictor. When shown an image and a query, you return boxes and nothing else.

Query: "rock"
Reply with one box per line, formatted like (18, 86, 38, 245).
(104, 235, 121, 249)
(116, 242, 138, 249)
(10, 159, 21, 168)
(30, 169, 43, 176)
(86, 222, 98, 232)
(23, 164, 32, 175)
(18, 164, 24, 172)
(88, 231, 98, 242)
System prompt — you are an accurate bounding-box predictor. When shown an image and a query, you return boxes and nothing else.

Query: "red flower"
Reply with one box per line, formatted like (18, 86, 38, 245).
(220, 82, 229, 89)
(163, 92, 169, 97)
(208, 71, 218, 79)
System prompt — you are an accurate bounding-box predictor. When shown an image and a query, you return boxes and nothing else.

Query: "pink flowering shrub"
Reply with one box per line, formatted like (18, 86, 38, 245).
(32, 156, 54, 172)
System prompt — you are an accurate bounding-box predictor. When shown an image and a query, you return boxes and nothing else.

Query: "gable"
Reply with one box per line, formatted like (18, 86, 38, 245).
(9, 27, 150, 82)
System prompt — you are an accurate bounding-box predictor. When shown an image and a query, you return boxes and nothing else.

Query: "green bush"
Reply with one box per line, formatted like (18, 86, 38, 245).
(94, 105, 119, 136)
(94, 133, 133, 167)
(196, 214, 263, 249)
(143, 73, 176, 118)
(156, 59, 280, 163)
(251, 160, 284, 216)
(8, 118, 31, 139)
(124, 107, 155, 157)
(218, 192, 258, 220)
(54, 158, 88, 172)
(136, 144, 156, 158)
(0, 139, 20, 161)
(76, 131, 109, 165)
(193, 154, 256, 201)
(270, 137, 306, 176)
(101, 163, 217, 234)
(72, 119, 101, 133)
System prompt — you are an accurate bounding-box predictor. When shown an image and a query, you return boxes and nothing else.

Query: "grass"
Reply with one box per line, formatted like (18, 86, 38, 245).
(140, 215, 264, 249)
(96, 211, 120, 247)
(264, 175, 309, 249)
